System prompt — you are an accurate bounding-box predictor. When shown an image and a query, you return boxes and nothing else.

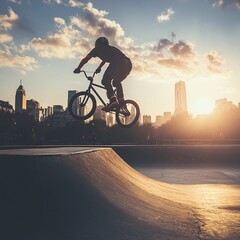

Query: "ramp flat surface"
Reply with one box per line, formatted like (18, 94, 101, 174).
(0, 147, 239, 240)
(0, 147, 99, 156)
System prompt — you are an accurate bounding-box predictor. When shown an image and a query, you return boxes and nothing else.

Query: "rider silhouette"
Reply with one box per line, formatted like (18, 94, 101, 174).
(74, 37, 132, 112)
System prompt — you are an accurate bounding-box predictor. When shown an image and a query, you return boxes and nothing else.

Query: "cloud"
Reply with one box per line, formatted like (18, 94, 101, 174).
(213, 0, 240, 9)
(9, 0, 21, 4)
(0, 33, 13, 43)
(43, 0, 62, 4)
(15, 2, 228, 80)
(68, 0, 83, 8)
(30, 36, 69, 58)
(0, 49, 37, 73)
(43, 0, 83, 8)
(157, 8, 175, 22)
(157, 38, 173, 51)
(158, 58, 189, 71)
(27, 3, 127, 59)
(0, 8, 34, 35)
(206, 50, 226, 73)
(154, 37, 195, 72)
(170, 41, 195, 59)
(0, 8, 38, 73)
(0, 8, 18, 30)
(71, 2, 124, 44)
(25, 16, 91, 59)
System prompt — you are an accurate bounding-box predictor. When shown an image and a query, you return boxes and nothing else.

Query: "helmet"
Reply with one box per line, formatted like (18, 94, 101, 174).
(95, 37, 109, 47)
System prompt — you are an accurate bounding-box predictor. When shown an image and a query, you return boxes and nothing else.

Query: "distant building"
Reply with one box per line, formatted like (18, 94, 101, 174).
(93, 105, 106, 121)
(175, 81, 187, 115)
(215, 98, 237, 111)
(155, 115, 163, 127)
(163, 112, 172, 123)
(53, 105, 64, 114)
(0, 100, 14, 113)
(45, 110, 75, 127)
(39, 107, 45, 122)
(44, 106, 53, 118)
(15, 84, 26, 113)
(27, 99, 40, 121)
(67, 90, 79, 114)
(106, 113, 115, 127)
(143, 114, 151, 124)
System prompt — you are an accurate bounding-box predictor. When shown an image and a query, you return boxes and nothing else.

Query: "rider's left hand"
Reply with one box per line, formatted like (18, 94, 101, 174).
(74, 68, 80, 73)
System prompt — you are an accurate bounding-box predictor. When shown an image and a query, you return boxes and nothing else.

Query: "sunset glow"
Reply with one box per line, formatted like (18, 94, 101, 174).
(194, 99, 214, 116)
(0, 0, 240, 118)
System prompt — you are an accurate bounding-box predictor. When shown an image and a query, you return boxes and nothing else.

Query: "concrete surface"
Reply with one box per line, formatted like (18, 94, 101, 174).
(0, 147, 239, 240)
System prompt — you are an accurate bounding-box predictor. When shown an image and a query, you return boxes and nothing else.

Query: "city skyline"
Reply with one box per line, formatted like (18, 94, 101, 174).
(7, 81, 240, 126)
(1, 0, 240, 117)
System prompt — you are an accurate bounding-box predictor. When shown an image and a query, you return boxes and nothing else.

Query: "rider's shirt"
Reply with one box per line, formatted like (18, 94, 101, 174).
(88, 45, 129, 64)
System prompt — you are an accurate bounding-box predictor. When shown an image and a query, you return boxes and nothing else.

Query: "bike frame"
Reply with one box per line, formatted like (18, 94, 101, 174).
(80, 70, 108, 107)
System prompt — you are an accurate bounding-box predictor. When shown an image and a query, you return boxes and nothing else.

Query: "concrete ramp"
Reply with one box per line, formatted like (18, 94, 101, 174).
(0, 147, 199, 240)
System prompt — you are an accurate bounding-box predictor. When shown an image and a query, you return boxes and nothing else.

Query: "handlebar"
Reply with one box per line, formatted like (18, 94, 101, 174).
(79, 70, 96, 81)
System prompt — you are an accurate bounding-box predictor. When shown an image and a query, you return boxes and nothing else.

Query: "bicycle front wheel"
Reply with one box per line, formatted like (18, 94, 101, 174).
(68, 91, 96, 121)
(116, 100, 140, 128)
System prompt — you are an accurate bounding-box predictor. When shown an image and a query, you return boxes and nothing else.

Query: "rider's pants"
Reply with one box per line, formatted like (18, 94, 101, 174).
(101, 58, 132, 100)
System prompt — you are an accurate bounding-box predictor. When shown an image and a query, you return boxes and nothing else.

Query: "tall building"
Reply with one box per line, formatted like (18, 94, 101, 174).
(68, 90, 79, 114)
(27, 99, 40, 121)
(15, 84, 26, 113)
(215, 98, 236, 111)
(175, 81, 187, 115)
(143, 114, 151, 124)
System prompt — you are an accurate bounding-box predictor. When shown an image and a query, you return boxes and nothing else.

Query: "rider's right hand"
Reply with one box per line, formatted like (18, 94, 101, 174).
(74, 68, 81, 74)
(95, 67, 101, 74)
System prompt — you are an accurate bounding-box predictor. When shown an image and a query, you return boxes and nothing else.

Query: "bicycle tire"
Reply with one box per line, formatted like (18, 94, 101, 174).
(116, 99, 140, 128)
(68, 91, 96, 121)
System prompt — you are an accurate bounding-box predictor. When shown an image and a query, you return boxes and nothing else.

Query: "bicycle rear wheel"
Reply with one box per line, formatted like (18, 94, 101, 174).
(116, 100, 140, 128)
(68, 91, 96, 121)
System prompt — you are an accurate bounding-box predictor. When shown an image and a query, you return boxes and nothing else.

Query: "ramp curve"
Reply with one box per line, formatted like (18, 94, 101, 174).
(0, 147, 199, 240)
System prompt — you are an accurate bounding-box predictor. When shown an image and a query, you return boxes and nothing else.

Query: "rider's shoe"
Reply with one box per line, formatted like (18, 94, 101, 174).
(118, 99, 130, 116)
(120, 105, 130, 116)
(101, 98, 118, 112)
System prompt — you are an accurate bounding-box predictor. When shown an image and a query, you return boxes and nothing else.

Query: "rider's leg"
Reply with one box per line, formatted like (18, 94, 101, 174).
(101, 65, 115, 100)
(101, 66, 118, 111)
(112, 79, 124, 105)
(113, 58, 132, 106)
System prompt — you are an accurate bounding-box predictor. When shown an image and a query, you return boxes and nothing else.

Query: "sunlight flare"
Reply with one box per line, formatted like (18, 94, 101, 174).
(194, 99, 214, 115)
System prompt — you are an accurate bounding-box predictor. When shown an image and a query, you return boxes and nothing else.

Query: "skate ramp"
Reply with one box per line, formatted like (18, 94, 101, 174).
(0, 147, 239, 240)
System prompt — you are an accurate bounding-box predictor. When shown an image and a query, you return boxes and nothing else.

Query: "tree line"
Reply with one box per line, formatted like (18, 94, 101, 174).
(1, 108, 240, 145)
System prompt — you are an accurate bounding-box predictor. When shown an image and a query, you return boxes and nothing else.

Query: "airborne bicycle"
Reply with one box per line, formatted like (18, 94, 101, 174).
(68, 70, 140, 128)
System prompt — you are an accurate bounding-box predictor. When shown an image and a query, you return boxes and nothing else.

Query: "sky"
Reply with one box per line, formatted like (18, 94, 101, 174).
(1, 0, 240, 119)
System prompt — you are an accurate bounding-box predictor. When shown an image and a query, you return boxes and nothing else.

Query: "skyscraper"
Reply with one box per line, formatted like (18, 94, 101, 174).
(68, 90, 78, 114)
(27, 99, 40, 121)
(174, 81, 187, 115)
(15, 83, 26, 113)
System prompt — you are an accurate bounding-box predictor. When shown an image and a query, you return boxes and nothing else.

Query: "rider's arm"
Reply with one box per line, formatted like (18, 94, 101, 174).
(98, 61, 106, 69)
(96, 61, 106, 73)
(74, 54, 92, 73)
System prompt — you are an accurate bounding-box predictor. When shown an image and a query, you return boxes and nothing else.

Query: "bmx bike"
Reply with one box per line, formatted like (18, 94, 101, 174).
(68, 70, 140, 128)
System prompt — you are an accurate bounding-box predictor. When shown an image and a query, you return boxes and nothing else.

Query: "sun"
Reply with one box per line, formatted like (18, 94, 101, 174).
(194, 99, 214, 115)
